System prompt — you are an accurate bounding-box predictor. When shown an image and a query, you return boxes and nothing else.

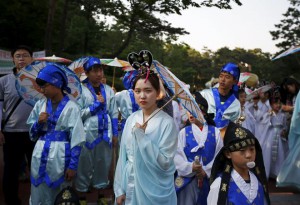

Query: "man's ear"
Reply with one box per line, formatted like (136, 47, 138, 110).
(224, 150, 231, 159)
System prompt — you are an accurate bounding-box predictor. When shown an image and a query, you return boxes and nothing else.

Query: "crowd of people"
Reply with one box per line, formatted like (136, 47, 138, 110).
(0, 45, 299, 205)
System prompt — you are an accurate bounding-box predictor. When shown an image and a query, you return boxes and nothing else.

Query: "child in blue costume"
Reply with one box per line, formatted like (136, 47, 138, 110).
(208, 122, 270, 205)
(75, 57, 119, 198)
(27, 63, 85, 205)
(174, 92, 223, 205)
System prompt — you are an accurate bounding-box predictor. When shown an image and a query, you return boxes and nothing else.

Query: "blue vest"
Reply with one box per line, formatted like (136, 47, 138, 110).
(227, 178, 265, 205)
(175, 125, 216, 193)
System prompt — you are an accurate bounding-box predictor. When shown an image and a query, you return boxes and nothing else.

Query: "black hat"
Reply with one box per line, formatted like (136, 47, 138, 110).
(210, 122, 270, 205)
(194, 92, 215, 126)
(54, 186, 80, 205)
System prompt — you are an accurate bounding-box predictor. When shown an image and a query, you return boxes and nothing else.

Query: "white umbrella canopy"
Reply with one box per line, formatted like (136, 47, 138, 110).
(272, 45, 300, 61)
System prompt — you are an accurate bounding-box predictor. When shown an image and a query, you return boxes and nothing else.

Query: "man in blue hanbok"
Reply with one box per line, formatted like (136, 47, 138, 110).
(200, 63, 241, 138)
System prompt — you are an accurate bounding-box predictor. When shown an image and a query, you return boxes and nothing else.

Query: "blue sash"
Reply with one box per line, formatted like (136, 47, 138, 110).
(212, 88, 235, 128)
(175, 125, 216, 193)
(228, 178, 264, 204)
(129, 89, 139, 112)
(31, 96, 71, 188)
(85, 82, 110, 148)
(120, 89, 139, 132)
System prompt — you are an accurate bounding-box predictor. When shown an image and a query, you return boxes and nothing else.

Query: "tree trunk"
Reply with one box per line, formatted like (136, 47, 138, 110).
(58, 0, 69, 55)
(44, 0, 57, 55)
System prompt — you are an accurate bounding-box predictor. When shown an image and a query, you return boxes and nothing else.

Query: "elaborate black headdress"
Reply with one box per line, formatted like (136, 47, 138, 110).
(127, 50, 153, 80)
(210, 122, 270, 205)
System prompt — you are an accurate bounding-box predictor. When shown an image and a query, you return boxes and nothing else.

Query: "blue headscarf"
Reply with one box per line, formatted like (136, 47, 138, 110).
(83, 57, 101, 71)
(37, 63, 71, 93)
(220, 63, 240, 98)
(122, 70, 139, 89)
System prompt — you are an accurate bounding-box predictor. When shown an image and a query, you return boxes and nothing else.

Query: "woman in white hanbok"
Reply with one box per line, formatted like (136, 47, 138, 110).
(114, 67, 178, 205)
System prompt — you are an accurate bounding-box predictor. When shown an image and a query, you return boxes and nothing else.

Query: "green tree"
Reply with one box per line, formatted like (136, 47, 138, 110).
(270, 0, 300, 50)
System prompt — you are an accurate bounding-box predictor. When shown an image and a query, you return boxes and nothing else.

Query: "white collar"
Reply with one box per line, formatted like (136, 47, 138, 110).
(232, 169, 258, 203)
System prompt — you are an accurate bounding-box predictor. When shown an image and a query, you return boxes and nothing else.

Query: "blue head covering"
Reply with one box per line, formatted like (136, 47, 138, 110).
(83, 57, 101, 71)
(122, 70, 139, 89)
(37, 63, 71, 93)
(220, 63, 240, 98)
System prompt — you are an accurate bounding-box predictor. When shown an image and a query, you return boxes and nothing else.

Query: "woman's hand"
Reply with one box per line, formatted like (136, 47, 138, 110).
(116, 194, 126, 205)
(135, 122, 147, 131)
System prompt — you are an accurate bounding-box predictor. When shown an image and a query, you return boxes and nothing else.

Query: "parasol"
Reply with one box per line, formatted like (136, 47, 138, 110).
(246, 84, 273, 101)
(35, 55, 72, 63)
(238, 72, 251, 86)
(101, 57, 133, 71)
(68, 57, 89, 81)
(153, 60, 206, 124)
(272, 45, 300, 61)
(101, 57, 133, 88)
(16, 61, 82, 107)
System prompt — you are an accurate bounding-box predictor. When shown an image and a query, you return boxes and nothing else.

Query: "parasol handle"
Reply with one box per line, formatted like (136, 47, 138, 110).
(112, 67, 116, 88)
(142, 94, 178, 127)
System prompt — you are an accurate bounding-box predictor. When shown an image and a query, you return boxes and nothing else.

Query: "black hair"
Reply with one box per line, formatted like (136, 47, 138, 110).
(36, 78, 48, 86)
(132, 70, 160, 92)
(280, 77, 300, 104)
(238, 88, 246, 95)
(11, 45, 33, 57)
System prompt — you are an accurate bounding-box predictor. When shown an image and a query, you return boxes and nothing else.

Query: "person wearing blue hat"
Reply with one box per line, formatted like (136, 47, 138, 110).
(74, 56, 119, 203)
(27, 63, 86, 205)
(115, 70, 140, 140)
(199, 63, 241, 138)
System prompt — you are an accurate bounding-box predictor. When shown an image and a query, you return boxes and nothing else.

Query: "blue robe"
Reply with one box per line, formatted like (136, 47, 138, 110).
(27, 96, 85, 205)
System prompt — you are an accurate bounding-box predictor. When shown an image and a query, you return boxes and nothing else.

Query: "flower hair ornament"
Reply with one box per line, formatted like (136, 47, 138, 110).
(127, 50, 153, 82)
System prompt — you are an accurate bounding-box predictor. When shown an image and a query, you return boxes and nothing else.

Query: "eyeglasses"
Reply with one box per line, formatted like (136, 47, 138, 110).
(14, 54, 31, 59)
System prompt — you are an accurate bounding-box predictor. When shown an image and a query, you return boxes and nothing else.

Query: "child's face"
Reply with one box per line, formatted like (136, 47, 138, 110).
(226, 145, 256, 171)
(86, 66, 104, 85)
(39, 83, 61, 99)
(271, 101, 281, 112)
(238, 92, 246, 106)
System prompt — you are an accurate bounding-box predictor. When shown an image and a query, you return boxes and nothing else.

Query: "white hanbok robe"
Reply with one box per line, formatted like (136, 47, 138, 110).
(259, 110, 288, 178)
(200, 89, 241, 129)
(174, 124, 223, 205)
(114, 109, 178, 205)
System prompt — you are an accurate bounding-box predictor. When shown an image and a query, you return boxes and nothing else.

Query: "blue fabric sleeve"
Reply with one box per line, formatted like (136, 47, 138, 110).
(112, 118, 118, 137)
(68, 145, 82, 170)
(89, 101, 105, 116)
(29, 122, 46, 141)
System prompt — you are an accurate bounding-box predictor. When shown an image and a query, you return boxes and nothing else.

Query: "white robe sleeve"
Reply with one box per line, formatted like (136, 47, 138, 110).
(207, 177, 221, 205)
